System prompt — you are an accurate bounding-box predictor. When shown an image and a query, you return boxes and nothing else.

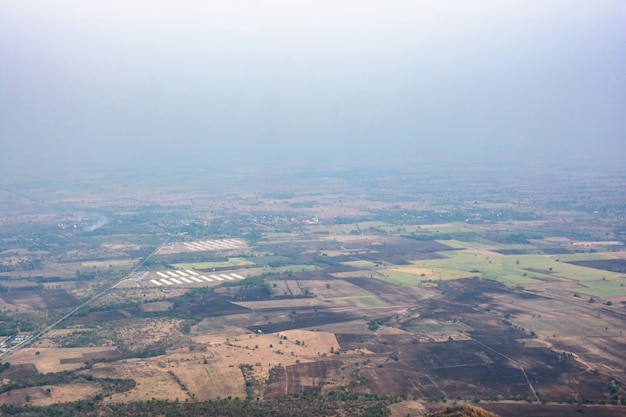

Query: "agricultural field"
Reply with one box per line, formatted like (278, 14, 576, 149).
(171, 257, 255, 270)
(0, 166, 625, 416)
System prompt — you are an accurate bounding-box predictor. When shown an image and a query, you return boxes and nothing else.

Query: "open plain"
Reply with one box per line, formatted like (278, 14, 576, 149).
(0, 165, 625, 416)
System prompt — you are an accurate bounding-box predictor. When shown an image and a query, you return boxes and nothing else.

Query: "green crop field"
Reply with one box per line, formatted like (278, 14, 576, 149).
(81, 259, 138, 269)
(375, 269, 430, 286)
(572, 277, 626, 297)
(271, 264, 319, 273)
(409, 250, 546, 285)
(342, 260, 380, 269)
(324, 294, 387, 308)
(400, 238, 625, 290)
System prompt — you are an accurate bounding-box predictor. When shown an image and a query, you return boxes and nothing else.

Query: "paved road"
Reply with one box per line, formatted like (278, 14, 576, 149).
(0, 238, 168, 360)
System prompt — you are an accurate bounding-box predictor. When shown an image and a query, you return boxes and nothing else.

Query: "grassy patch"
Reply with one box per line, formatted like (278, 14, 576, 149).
(406, 249, 549, 285)
(342, 260, 380, 269)
(357, 221, 391, 228)
(571, 277, 626, 298)
(325, 294, 387, 308)
(81, 259, 137, 269)
(401, 243, 626, 291)
(375, 269, 428, 286)
(419, 223, 478, 234)
(272, 264, 319, 273)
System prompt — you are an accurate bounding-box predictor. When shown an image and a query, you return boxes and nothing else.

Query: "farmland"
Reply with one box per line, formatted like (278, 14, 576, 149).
(0, 164, 625, 416)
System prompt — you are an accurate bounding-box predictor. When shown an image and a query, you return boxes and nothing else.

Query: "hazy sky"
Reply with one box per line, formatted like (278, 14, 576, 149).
(1, 0, 625, 175)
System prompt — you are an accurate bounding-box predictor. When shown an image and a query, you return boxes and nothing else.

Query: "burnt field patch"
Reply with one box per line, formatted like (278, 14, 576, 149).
(186, 294, 251, 317)
(483, 403, 626, 417)
(0, 289, 78, 309)
(0, 363, 38, 379)
(323, 240, 457, 265)
(335, 333, 376, 348)
(439, 277, 546, 304)
(338, 276, 617, 402)
(250, 311, 360, 334)
(439, 278, 509, 305)
(566, 258, 626, 273)
(395, 339, 497, 369)
(59, 349, 122, 364)
(441, 277, 508, 295)
(353, 366, 446, 398)
(539, 247, 572, 255)
(342, 277, 423, 304)
(227, 286, 273, 301)
(72, 308, 143, 326)
(431, 362, 530, 399)
(465, 331, 584, 387)
(269, 270, 344, 281)
(265, 359, 342, 398)
(356, 321, 608, 402)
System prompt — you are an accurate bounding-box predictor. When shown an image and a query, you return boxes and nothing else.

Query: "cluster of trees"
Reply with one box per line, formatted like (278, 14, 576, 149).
(426, 405, 501, 417)
(0, 258, 43, 272)
(367, 319, 383, 331)
(0, 394, 393, 417)
(0, 283, 44, 292)
(0, 314, 37, 335)
(0, 370, 135, 396)
(84, 342, 167, 367)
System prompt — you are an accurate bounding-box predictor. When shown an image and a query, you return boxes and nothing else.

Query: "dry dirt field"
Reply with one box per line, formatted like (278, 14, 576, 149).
(0, 383, 100, 407)
(55, 329, 342, 403)
(7, 347, 122, 373)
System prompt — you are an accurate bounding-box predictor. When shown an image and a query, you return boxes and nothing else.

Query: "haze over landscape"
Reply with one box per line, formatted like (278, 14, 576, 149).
(1, 0, 625, 175)
(1, 3, 626, 417)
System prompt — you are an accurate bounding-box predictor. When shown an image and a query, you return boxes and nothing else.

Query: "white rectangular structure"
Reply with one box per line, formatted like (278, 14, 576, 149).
(175, 271, 188, 277)
(166, 271, 179, 278)
(179, 277, 193, 283)
(200, 275, 213, 281)
(186, 270, 199, 275)
(179, 239, 246, 252)
(150, 280, 163, 286)
(201, 240, 220, 248)
(190, 276, 203, 283)
(169, 278, 183, 284)
(210, 274, 224, 281)
(195, 242, 214, 250)
(183, 243, 199, 251)
(160, 279, 173, 285)
(231, 273, 245, 279)
(157, 272, 169, 278)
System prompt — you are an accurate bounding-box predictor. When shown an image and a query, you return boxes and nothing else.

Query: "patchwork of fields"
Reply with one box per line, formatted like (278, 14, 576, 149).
(1, 168, 625, 417)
